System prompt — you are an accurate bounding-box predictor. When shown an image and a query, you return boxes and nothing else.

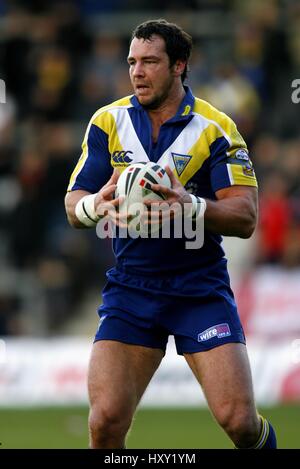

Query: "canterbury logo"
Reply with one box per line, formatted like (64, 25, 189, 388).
(112, 150, 133, 163)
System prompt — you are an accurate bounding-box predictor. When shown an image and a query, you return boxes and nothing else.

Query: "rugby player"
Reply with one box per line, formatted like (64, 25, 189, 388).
(65, 19, 277, 449)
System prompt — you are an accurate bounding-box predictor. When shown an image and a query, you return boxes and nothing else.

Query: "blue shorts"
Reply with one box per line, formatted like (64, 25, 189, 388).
(95, 281, 245, 355)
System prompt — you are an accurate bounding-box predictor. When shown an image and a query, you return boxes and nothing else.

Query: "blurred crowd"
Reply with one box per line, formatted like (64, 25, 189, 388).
(0, 0, 300, 335)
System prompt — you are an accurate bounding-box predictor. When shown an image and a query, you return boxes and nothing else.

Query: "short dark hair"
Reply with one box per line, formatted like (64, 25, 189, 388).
(131, 19, 193, 82)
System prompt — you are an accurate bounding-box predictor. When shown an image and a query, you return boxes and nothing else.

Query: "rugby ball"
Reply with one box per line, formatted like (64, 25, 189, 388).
(115, 162, 171, 235)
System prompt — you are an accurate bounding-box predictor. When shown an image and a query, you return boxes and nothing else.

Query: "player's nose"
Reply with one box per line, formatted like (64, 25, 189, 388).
(132, 61, 145, 77)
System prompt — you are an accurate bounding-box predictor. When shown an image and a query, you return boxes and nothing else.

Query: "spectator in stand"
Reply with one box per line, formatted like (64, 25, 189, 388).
(258, 171, 293, 264)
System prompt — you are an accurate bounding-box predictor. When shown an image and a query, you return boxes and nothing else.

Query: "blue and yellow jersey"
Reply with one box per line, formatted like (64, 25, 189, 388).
(67, 87, 257, 296)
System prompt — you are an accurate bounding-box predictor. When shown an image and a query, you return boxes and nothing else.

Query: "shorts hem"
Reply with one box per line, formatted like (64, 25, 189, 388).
(93, 336, 166, 354)
(176, 337, 246, 355)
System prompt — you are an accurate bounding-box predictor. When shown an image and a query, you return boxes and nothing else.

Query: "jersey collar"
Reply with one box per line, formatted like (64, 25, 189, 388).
(130, 86, 195, 122)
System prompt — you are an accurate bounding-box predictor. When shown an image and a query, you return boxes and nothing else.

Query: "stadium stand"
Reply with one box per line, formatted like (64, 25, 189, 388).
(0, 0, 299, 337)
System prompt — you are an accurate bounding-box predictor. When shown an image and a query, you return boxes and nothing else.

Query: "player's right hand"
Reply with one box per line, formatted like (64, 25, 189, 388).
(94, 169, 129, 227)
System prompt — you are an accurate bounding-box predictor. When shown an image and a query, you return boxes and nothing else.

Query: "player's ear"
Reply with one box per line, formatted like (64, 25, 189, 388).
(173, 60, 186, 77)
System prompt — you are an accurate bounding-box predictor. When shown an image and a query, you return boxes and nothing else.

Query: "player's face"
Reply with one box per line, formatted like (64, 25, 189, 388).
(128, 35, 176, 109)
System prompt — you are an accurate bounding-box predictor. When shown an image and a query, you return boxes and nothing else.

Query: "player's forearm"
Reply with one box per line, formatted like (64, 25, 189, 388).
(204, 196, 257, 238)
(64, 190, 92, 228)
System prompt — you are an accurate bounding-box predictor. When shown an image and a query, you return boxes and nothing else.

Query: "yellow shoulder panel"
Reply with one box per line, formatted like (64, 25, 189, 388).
(193, 98, 247, 153)
(91, 95, 133, 153)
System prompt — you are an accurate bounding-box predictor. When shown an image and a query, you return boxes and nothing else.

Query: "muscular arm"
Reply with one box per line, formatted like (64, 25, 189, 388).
(204, 185, 258, 239)
(151, 167, 258, 240)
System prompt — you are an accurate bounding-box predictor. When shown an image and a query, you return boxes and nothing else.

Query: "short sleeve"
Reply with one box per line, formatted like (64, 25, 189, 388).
(210, 117, 258, 193)
(67, 120, 112, 193)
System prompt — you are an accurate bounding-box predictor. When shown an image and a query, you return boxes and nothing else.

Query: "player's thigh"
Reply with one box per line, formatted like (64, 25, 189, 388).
(184, 343, 256, 418)
(88, 340, 164, 414)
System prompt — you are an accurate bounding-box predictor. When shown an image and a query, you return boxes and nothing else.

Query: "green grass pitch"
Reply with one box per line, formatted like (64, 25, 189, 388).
(0, 405, 299, 449)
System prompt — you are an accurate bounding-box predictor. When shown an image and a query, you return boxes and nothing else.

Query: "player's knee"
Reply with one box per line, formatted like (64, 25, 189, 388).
(215, 400, 259, 444)
(89, 403, 132, 445)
